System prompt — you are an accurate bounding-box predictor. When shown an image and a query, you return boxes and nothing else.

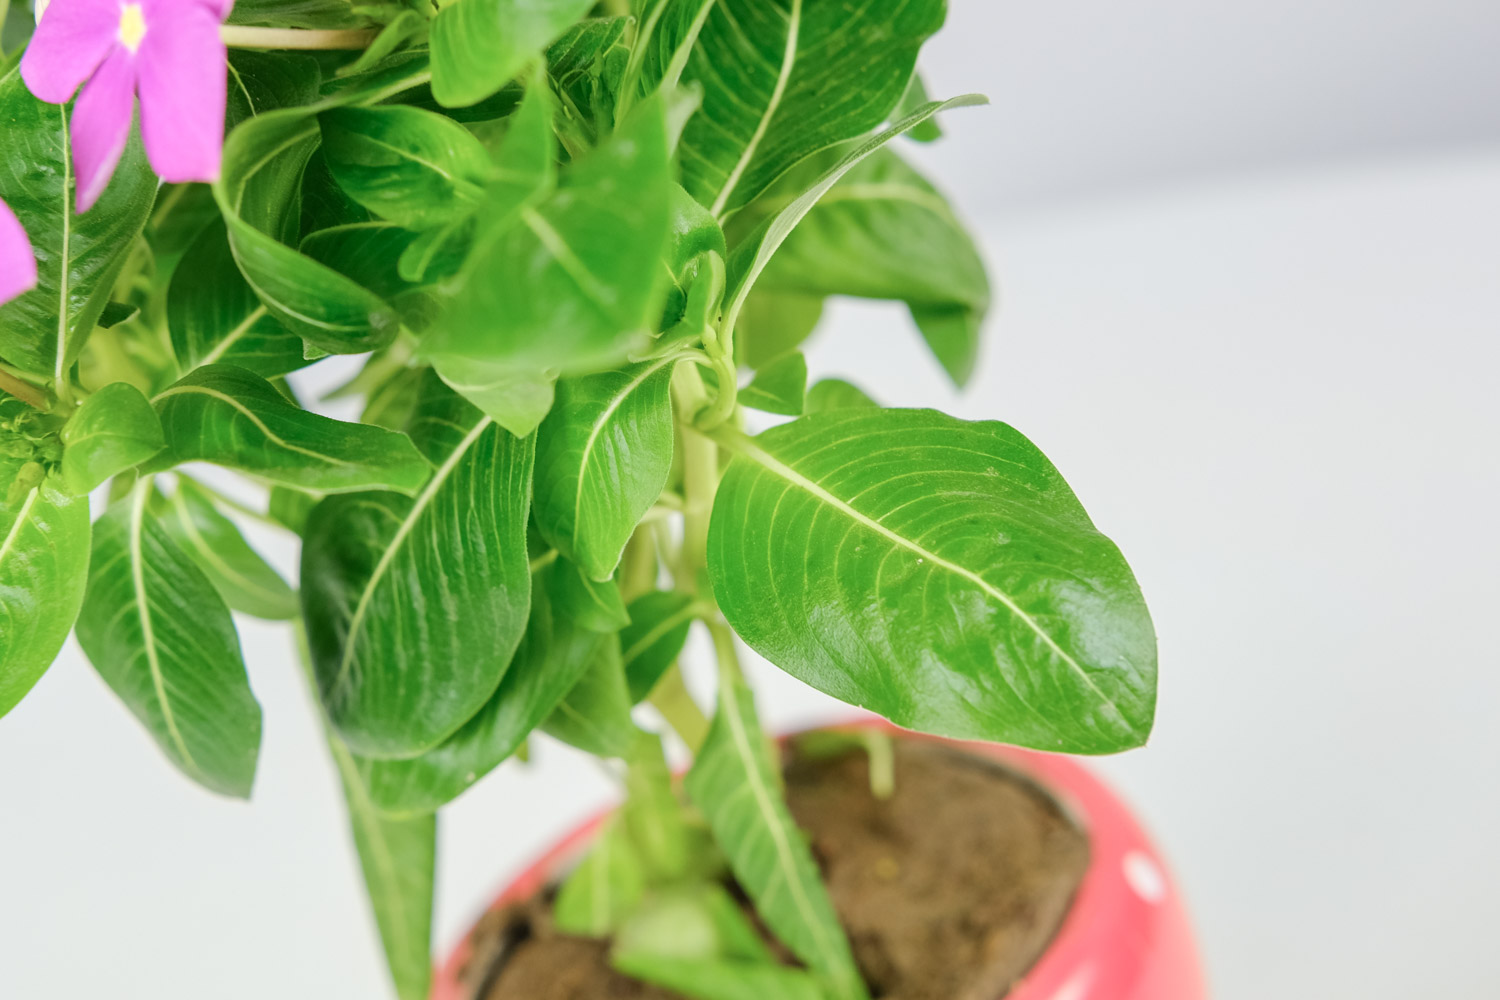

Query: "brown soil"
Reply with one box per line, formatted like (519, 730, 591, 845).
(461, 739, 1089, 1000)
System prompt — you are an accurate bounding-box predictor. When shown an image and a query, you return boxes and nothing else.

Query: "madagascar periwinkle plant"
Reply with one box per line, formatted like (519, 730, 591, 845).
(0, 0, 1157, 996)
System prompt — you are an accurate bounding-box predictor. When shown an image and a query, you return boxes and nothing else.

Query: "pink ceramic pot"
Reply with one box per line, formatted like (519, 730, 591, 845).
(431, 720, 1208, 1000)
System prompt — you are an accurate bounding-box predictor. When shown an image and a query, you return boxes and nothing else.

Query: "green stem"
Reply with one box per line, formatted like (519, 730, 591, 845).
(220, 25, 378, 50)
(648, 663, 709, 753)
(672, 363, 719, 593)
(619, 526, 658, 602)
(0, 369, 47, 410)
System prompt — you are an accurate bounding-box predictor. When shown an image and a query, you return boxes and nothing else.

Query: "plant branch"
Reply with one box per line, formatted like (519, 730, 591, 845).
(220, 25, 379, 50)
(0, 369, 47, 410)
(648, 664, 709, 753)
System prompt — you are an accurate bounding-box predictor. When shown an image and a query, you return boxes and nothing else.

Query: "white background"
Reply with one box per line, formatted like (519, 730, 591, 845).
(3, 2, 1499, 997)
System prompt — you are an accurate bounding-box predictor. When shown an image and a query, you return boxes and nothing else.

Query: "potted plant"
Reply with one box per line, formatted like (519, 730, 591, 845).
(0, 1, 1205, 998)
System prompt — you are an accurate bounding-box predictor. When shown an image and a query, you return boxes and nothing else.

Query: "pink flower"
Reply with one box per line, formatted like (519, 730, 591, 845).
(0, 199, 38, 306)
(21, 0, 232, 212)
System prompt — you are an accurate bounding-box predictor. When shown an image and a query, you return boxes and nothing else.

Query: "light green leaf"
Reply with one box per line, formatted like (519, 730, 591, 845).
(734, 289, 823, 370)
(673, 0, 946, 217)
(0, 481, 89, 718)
(430, 0, 595, 107)
(59, 383, 164, 495)
(0, 66, 155, 378)
(329, 737, 435, 1000)
(227, 0, 372, 29)
(543, 635, 636, 757)
(894, 70, 942, 142)
(423, 95, 673, 387)
(620, 590, 698, 702)
(747, 148, 990, 385)
(621, 730, 697, 882)
(553, 818, 646, 937)
(75, 487, 262, 797)
(157, 479, 297, 620)
(686, 666, 866, 1000)
(804, 378, 877, 413)
(534, 357, 677, 581)
(616, 956, 829, 1000)
(354, 564, 603, 813)
(319, 105, 491, 228)
(614, 883, 774, 965)
(739, 350, 806, 415)
(707, 409, 1157, 753)
(168, 219, 310, 378)
(153, 365, 430, 495)
(301, 375, 534, 757)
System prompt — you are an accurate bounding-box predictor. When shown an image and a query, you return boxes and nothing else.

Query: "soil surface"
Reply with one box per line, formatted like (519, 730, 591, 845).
(462, 739, 1089, 1000)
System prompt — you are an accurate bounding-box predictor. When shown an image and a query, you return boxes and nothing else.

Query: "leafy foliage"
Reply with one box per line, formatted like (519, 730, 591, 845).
(0, 4, 1164, 1000)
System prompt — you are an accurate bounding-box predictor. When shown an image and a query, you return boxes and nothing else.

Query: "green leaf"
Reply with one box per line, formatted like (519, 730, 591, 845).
(620, 590, 698, 702)
(553, 818, 646, 937)
(430, 0, 595, 107)
(542, 635, 636, 757)
(620, 730, 696, 882)
(615, 956, 828, 1000)
(739, 350, 806, 415)
(685, 667, 866, 1000)
(329, 737, 435, 1000)
(213, 107, 401, 354)
(735, 289, 823, 370)
(319, 105, 491, 228)
(168, 219, 310, 378)
(0, 67, 155, 378)
(894, 70, 942, 142)
(533, 357, 677, 581)
(546, 556, 630, 632)
(804, 378, 877, 413)
(722, 95, 987, 344)
(335, 11, 429, 79)
(708, 409, 1158, 753)
(227, 0, 372, 29)
(157, 479, 297, 620)
(0, 481, 89, 718)
(673, 0, 946, 217)
(354, 564, 603, 813)
(153, 365, 430, 495)
(614, 884, 776, 967)
(747, 148, 990, 385)
(74, 487, 262, 797)
(301, 375, 535, 757)
(424, 94, 674, 392)
(59, 383, 164, 495)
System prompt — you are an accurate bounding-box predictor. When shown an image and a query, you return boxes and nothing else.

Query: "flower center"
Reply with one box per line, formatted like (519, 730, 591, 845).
(117, 3, 148, 52)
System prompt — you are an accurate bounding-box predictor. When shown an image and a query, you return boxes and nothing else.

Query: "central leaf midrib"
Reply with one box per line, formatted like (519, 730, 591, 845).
(571, 358, 673, 553)
(155, 383, 356, 469)
(129, 485, 199, 775)
(710, 0, 803, 218)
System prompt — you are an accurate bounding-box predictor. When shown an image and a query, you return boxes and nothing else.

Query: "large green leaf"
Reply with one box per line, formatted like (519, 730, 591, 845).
(542, 635, 636, 757)
(354, 565, 603, 814)
(167, 219, 309, 378)
(301, 376, 534, 757)
(153, 365, 430, 495)
(319, 105, 491, 228)
(75, 488, 262, 797)
(533, 357, 676, 580)
(157, 479, 298, 621)
(620, 590, 698, 701)
(0, 481, 89, 718)
(423, 95, 673, 399)
(429, 0, 595, 107)
(673, 0, 946, 217)
(707, 409, 1158, 753)
(58, 383, 164, 495)
(745, 148, 990, 385)
(329, 737, 435, 1000)
(685, 665, 866, 1000)
(0, 65, 155, 379)
(213, 107, 401, 354)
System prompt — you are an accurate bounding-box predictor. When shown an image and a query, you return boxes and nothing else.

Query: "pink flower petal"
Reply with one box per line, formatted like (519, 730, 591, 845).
(0, 199, 38, 306)
(136, 2, 227, 184)
(71, 48, 138, 213)
(19, 0, 122, 104)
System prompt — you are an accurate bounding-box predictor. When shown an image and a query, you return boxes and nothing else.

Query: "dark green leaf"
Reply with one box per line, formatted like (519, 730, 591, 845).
(227, 0, 372, 29)
(804, 378, 877, 413)
(534, 357, 676, 581)
(335, 11, 429, 79)
(430, 0, 595, 107)
(621, 590, 698, 702)
(0, 481, 89, 718)
(543, 635, 636, 757)
(320, 105, 491, 228)
(686, 666, 866, 1000)
(75, 487, 262, 797)
(738, 350, 805, 415)
(59, 383, 164, 494)
(157, 479, 297, 620)
(354, 565, 603, 813)
(674, 0, 946, 217)
(301, 376, 534, 757)
(707, 409, 1158, 753)
(153, 365, 430, 495)
(546, 556, 630, 632)
(0, 67, 155, 377)
(168, 220, 310, 377)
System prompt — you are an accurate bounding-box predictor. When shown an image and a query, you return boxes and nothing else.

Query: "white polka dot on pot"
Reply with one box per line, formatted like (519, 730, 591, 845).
(1123, 850, 1167, 904)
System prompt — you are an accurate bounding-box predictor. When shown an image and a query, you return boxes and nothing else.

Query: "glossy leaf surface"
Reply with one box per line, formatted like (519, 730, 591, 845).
(430, 0, 595, 107)
(542, 636, 636, 757)
(738, 350, 806, 415)
(534, 357, 676, 580)
(59, 383, 164, 495)
(620, 590, 697, 702)
(154, 365, 430, 495)
(301, 379, 534, 757)
(0, 482, 89, 718)
(75, 490, 262, 797)
(158, 479, 297, 620)
(708, 409, 1157, 753)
